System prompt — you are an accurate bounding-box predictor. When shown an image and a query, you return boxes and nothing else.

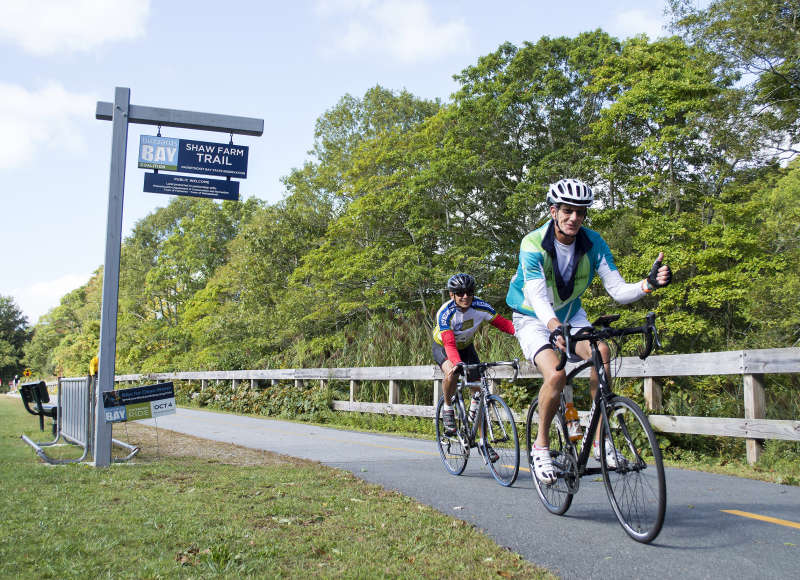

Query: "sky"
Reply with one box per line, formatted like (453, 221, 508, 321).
(0, 0, 674, 325)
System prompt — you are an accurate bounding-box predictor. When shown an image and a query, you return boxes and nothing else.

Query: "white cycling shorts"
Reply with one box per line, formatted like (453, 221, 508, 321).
(512, 309, 591, 363)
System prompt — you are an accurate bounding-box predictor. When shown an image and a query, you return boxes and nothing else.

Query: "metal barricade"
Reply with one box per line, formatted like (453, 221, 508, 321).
(21, 375, 139, 464)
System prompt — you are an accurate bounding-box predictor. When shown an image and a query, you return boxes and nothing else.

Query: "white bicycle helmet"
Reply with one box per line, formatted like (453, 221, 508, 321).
(546, 179, 594, 207)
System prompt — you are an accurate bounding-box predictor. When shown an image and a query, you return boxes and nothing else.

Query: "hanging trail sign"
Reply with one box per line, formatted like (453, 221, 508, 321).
(138, 135, 249, 178)
(144, 173, 239, 201)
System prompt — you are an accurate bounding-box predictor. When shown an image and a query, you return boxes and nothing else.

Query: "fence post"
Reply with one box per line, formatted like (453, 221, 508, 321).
(320, 379, 328, 389)
(389, 379, 399, 405)
(644, 377, 662, 412)
(201, 379, 207, 391)
(295, 379, 305, 389)
(433, 380, 442, 406)
(743, 373, 766, 464)
(232, 379, 240, 390)
(350, 380, 360, 402)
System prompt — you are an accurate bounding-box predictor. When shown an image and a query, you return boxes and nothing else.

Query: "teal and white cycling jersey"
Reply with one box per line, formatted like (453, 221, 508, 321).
(506, 220, 644, 324)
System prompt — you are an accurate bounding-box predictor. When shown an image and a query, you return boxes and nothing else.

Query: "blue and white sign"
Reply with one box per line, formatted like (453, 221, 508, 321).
(178, 138, 249, 178)
(138, 135, 249, 178)
(144, 173, 240, 201)
(138, 135, 179, 170)
(103, 382, 177, 423)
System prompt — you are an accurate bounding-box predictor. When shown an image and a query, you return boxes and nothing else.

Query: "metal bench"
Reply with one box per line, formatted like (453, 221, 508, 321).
(19, 381, 58, 435)
(21, 375, 139, 464)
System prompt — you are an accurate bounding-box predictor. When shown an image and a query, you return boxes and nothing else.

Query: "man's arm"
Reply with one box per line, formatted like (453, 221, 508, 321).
(522, 277, 560, 330)
(440, 330, 462, 364)
(489, 314, 515, 335)
(598, 251, 671, 303)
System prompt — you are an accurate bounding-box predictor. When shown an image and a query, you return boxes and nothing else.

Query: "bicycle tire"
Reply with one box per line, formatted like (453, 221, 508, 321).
(600, 395, 666, 543)
(482, 395, 520, 487)
(435, 396, 469, 476)
(525, 397, 575, 514)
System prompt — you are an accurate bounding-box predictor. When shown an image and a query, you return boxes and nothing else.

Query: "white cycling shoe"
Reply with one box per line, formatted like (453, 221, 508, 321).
(593, 439, 626, 469)
(531, 445, 557, 484)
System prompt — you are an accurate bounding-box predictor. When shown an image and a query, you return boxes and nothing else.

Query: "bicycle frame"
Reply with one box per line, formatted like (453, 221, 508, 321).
(437, 359, 521, 486)
(527, 312, 666, 542)
(562, 311, 659, 474)
(565, 356, 614, 478)
(454, 362, 513, 448)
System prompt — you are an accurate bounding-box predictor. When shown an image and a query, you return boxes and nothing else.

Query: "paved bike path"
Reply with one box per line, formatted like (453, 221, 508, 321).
(141, 408, 800, 579)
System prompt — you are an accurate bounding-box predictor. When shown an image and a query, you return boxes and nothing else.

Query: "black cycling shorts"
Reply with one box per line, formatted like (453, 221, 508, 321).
(432, 342, 481, 381)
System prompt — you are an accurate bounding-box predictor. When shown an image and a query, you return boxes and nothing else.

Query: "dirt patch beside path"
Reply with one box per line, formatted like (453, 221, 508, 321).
(113, 421, 310, 467)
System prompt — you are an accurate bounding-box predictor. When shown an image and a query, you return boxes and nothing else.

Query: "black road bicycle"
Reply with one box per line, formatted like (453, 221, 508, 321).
(525, 313, 667, 543)
(435, 360, 520, 486)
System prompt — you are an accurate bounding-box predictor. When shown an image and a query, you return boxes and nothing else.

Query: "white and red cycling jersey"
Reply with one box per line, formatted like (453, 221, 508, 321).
(433, 297, 515, 364)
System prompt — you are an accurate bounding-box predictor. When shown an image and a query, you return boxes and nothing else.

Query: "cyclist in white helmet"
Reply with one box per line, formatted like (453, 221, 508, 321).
(506, 179, 672, 484)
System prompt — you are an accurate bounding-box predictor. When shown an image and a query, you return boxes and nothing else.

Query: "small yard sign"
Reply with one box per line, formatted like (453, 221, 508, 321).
(103, 382, 176, 423)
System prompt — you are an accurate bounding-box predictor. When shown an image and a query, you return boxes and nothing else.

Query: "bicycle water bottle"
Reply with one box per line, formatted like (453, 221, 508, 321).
(565, 402, 582, 441)
(468, 393, 480, 423)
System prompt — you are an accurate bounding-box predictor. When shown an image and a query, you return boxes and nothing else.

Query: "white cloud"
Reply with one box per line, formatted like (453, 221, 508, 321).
(315, 0, 470, 64)
(0, 82, 97, 169)
(610, 9, 666, 40)
(13, 273, 91, 325)
(0, 0, 150, 56)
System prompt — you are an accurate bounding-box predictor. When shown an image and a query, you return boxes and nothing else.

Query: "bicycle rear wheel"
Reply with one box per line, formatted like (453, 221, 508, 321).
(435, 396, 469, 475)
(525, 397, 575, 514)
(482, 395, 519, 487)
(601, 396, 666, 543)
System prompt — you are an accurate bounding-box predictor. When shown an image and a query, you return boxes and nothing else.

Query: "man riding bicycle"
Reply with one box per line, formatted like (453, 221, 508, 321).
(433, 273, 516, 462)
(506, 179, 672, 483)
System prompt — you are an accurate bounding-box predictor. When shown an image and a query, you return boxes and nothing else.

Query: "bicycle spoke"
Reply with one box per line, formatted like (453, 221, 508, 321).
(526, 398, 575, 515)
(483, 396, 519, 487)
(601, 396, 666, 543)
(435, 396, 469, 476)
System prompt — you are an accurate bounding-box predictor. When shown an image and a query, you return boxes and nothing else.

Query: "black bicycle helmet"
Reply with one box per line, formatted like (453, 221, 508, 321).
(447, 273, 476, 294)
(546, 178, 594, 207)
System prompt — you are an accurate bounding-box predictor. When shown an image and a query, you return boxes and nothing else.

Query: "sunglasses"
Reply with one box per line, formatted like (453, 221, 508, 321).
(559, 207, 587, 218)
(454, 290, 473, 297)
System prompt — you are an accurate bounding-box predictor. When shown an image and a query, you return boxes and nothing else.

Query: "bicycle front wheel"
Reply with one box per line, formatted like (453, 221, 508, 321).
(482, 395, 519, 487)
(435, 396, 468, 476)
(601, 396, 666, 543)
(525, 397, 575, 515)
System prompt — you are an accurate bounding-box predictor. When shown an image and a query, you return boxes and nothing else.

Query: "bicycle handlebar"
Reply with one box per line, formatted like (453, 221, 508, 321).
(554, 312, 660, 371)
(455, 359, 519, 382)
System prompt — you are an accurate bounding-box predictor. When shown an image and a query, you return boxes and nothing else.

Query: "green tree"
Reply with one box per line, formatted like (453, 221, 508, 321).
(744, 159, 800, 347)
(587, 35, 733, 212)
(440, 33, 619, 233)
(116, 197, 258, 372)
(181, 186, 334, 369)
(669, 0, 800, 154)
(310, 85, 440, 207)
(0, 295, 29, 382)
(24, 270, 102, 377)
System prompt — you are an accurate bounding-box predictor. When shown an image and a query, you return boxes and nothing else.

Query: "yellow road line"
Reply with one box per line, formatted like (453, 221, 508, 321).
(344, 439, 438, 456)
(722, 509, 800, 530)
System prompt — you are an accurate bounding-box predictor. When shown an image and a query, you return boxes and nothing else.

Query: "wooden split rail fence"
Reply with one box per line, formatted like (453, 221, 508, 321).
(116, 347, 800, 464)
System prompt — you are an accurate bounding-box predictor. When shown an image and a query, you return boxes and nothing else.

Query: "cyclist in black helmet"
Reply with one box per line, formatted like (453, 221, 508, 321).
(507, 179, 672, 483)
(433, 273, 516, 462)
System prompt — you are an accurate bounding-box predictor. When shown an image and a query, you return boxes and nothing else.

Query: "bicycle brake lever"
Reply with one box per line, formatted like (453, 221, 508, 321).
(646, 311, 661, 350)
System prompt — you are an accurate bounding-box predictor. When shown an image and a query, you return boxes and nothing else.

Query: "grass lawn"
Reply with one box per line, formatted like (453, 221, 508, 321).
(0, 396, 553, 579)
